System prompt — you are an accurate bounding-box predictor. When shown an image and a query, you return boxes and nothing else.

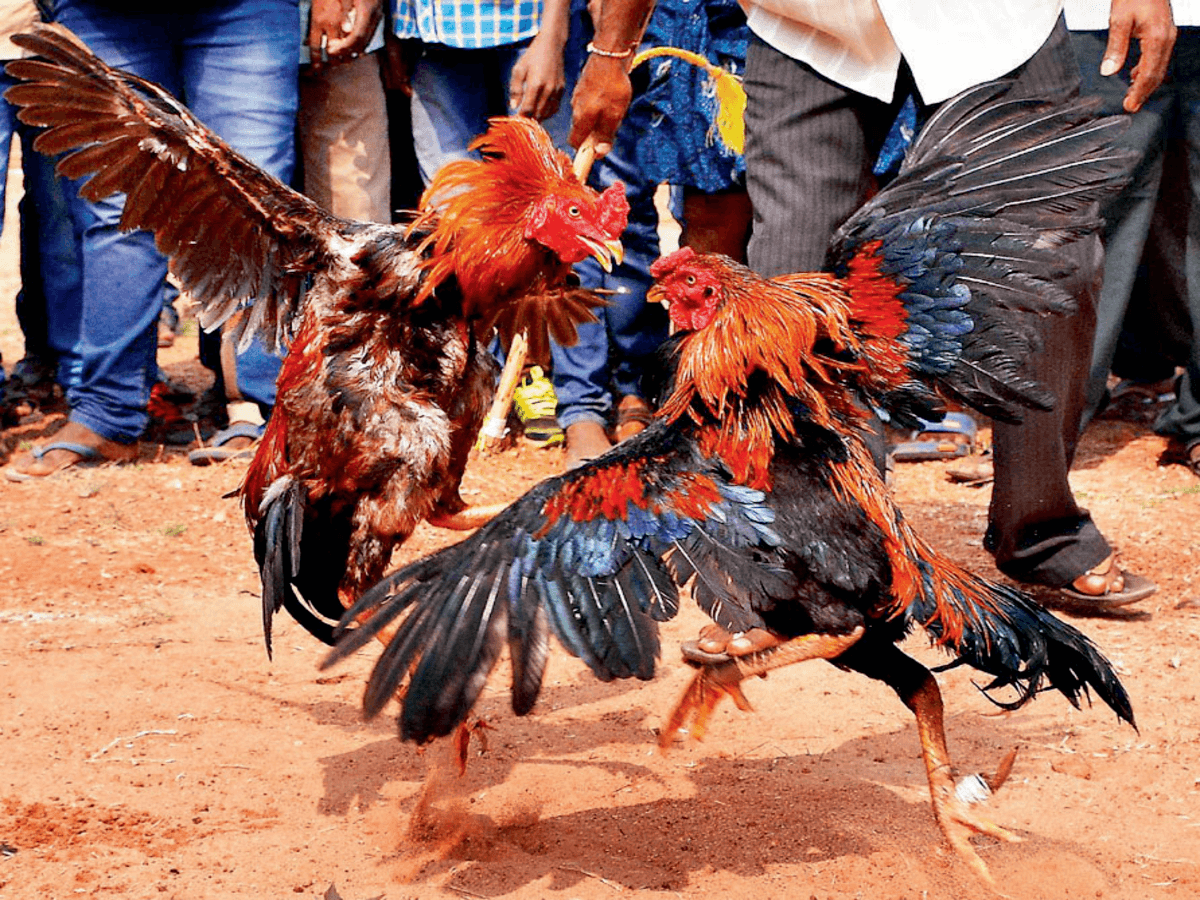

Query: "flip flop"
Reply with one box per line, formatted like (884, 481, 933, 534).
(1050, 572, 1158, 611)
(187, 422, 264, 467)
(892, 411, 977, 462)
(1045, 554, 1158, 612)
(5, 441, 107, 482)
(680, 639, 733, 666)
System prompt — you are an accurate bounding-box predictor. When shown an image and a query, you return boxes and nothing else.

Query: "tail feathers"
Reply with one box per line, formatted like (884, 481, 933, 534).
(253, 477, 346, 656)
(909, 562, 1135, 728)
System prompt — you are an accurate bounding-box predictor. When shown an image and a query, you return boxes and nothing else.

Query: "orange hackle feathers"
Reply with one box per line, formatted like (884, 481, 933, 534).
(659, 260, 868, 487)
(408, 117, 579, 311)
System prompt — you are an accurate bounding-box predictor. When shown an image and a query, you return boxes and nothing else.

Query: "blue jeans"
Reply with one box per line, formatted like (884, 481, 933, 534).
(0, 69, 82, 390)
(49, 0, 299, 441)
(551, 130, 670, 428)
(0, 71, 16, 391)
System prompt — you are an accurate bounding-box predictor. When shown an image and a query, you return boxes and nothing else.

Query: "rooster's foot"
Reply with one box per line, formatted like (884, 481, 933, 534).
(931, 779, 1023, 885)
(428, 503, 508, 531)
(662, 627, 864, 748)
(451, 718, 496, 775)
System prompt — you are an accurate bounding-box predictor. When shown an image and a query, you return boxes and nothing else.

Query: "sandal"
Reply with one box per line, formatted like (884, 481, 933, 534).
(614, 395, 653, 442)
(892, 411, 977, 462)
(1160, 438, 1200, 478)
(5, 439, 133, 482)
(680, 625, 783, 666)
(946, 448, 994, 485)
(1048, 553, 1157, 611)
(187, 421, 264, 467)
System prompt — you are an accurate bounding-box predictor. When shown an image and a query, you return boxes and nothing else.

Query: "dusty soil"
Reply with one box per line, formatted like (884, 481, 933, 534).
(2, 155, 1199, 900)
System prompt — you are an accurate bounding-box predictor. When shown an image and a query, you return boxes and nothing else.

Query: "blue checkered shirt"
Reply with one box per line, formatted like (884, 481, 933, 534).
(391, 0, 542, 48)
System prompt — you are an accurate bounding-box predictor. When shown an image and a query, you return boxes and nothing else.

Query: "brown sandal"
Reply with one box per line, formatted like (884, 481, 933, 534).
(1052, 553, 1157, 610)
(1161, 439, 1200, 478)
(614, 395, 653, 442)
(680, 625, 784, 665)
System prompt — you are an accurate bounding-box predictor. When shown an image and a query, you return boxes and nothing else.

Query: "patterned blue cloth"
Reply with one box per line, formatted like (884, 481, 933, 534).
(630, 0, 748, 193)
(391, 0, 541, 48)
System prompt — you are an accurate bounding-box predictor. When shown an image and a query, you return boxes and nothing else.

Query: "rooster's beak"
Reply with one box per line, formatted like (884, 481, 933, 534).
(582, 237, 624, 273)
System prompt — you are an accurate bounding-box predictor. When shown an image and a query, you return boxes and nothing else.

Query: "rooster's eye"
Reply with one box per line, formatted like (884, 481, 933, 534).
(685, 274, 696, 286)
(567, 204, 581, 218)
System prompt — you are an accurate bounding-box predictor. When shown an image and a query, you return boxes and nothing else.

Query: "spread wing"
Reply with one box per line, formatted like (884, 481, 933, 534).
(819, 80, 1133, 424)
(5, 24, 351, 352)
(322, 421, 795, 743)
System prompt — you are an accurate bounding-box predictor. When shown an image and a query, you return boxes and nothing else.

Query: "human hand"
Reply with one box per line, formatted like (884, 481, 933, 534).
(1103, 0, 1176, 112)
(309, 0, 383, 69)
(569, 54, 632, 157)
(509, 32, 566, 120)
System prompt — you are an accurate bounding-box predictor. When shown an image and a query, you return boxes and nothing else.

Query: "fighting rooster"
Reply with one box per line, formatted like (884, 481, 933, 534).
(4, 25, 627, 654)
(324, 81, 1137, 880)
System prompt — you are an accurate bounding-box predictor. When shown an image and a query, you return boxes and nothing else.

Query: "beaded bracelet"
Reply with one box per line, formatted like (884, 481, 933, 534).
(586, 41, 633, 59)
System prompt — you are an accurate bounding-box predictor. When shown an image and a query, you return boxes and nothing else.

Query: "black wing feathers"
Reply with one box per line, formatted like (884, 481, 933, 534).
(828, 80, 1133, 423)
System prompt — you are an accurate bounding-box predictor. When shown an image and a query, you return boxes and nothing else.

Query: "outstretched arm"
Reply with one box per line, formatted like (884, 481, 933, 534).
(568, 0, 654, 155)
(1101, 0, 1176, 112)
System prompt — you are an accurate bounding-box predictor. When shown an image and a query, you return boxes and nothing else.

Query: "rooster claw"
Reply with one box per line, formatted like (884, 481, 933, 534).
(936, 792, 1024, 886)
(660, 659, 754, 749)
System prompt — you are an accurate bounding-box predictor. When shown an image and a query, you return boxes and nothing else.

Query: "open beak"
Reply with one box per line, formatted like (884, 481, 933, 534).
(582, 236, 624, 273)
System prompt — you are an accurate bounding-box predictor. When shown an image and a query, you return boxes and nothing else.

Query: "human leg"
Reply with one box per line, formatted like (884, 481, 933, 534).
(297, 51, 392, 222)
(33, 2, 181, 459)
(985, 20, 1149, 598)
(743, 35, 891, 276)
(551, 105, 667, 465)
(180, 0, 299, 414)
(409, 44, 507, 183)
(1157, 28, 1200, 472)
(1072, 29, 1172, 426)
(680, 188, 752, 259)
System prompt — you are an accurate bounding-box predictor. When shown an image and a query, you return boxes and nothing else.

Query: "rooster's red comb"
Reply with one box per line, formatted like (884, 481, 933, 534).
(651, 246, 698, 279)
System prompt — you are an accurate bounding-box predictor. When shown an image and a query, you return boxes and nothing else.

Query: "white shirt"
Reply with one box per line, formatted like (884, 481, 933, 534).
(0, 0, 38, 60)
(741, 0, 1066, 103)
(1065, 0, 1200, 29)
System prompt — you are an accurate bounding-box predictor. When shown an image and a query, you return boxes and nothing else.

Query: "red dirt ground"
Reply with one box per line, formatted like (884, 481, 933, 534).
(2, 157, 1199, 900)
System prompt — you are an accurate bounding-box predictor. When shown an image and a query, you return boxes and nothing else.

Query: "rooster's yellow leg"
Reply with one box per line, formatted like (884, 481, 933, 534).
(661, 626, 865, 749)
(907, 669, 1022, 884)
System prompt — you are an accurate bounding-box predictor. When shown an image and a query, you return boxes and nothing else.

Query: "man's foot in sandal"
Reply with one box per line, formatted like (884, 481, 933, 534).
(681, 624, 784, 665)
(614, 394, 653, 442)
(5, 421, 138, 482)
(1044, 553, 1157, 612)
(1161, 438, 1200, 478)
(187, 422, 264, 466)
(563, 419, 612, 470)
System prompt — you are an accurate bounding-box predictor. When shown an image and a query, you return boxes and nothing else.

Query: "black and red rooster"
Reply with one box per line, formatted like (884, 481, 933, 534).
(4, 25, 628, 655)
(325, 82, 1137, 880)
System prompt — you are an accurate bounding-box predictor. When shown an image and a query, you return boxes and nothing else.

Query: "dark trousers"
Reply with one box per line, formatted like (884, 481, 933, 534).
(742, 19, 1111, 587)
(1075, 27, 1200, 451)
